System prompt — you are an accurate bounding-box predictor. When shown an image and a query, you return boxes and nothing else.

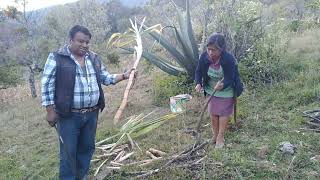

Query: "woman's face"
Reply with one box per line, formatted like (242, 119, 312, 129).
(207, 45, 222, 61)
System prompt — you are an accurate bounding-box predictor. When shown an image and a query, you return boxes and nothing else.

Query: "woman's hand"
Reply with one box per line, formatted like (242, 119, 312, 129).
(195, 84, 203, 93)
(214, 80, 224, 91)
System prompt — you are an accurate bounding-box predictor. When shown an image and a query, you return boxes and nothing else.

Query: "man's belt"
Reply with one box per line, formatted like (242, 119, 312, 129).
(71, 106, 99, 113)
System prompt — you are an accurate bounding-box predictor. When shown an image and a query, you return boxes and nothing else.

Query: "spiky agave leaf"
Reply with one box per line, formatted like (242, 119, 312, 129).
(121, 47, 185, 76)
(143, 27, 187, 69)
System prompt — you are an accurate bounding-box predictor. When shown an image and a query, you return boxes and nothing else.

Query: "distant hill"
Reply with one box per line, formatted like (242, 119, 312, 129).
(22, 0, 150, 24)
(100, 0, 150, 7)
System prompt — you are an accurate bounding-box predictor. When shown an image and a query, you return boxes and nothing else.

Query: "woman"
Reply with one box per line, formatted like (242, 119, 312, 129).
(195, 33, 236, 148)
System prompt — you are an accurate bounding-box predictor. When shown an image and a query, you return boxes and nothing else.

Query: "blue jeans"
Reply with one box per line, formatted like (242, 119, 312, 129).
(57, 111, 98, 180)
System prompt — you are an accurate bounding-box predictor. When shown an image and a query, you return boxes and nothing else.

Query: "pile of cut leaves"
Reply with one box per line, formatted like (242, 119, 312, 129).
(93, 112, 179, 176)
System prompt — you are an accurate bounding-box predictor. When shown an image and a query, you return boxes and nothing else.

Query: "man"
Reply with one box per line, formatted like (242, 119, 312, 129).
(41, 25, 134, 179)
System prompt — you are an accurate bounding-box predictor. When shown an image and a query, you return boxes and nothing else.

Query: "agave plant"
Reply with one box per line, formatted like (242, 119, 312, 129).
(108, 0, 199, 80)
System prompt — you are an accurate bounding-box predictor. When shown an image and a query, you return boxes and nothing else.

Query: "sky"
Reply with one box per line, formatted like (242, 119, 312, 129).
(0, 0, 79, 11)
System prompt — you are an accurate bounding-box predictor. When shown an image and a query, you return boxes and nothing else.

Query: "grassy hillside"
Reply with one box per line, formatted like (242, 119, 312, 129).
(0, 30, 319, 179)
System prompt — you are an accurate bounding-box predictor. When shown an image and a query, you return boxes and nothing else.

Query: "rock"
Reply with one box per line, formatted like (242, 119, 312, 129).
(279, 141, 296, 154)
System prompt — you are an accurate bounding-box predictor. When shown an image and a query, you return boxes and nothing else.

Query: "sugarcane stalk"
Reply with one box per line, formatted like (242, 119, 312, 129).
(96, 153, 115, 159)
(94, 158, 109, 176)
(91, 159, 101, 163)
(149, 148, 167, 157)
(126, 133, 135, 149)
(110, 161, 124, 166)
(117, 152, 135, 162)
(113, 151, 125, 162)
(114, 18, 145, 124)
(105, 166, 121, 170)
(146, 150, 159, 159)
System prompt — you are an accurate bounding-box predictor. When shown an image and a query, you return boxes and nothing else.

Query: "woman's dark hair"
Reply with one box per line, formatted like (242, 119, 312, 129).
(206, 32, 226, 51)
(69, 25, 92, 39)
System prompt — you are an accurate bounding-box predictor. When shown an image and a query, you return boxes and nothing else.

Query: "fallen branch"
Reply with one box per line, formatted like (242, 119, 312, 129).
(300, 128, 320, 132)
(302, 110, 320, 122)
(305, 121, 320, 128)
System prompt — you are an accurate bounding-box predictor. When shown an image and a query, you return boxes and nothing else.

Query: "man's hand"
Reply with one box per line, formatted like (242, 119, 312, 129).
(46, 106, 58, 127)
(195, 84, 203, 93)
(123, 68, 137, 80)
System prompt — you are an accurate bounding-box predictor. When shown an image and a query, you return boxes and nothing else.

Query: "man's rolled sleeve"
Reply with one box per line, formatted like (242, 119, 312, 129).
(41, 53, 56, 106)
(100, 63, 117, 85)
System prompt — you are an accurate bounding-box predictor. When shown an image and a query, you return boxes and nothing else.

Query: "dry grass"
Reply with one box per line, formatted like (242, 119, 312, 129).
(288, 28, 320, 61)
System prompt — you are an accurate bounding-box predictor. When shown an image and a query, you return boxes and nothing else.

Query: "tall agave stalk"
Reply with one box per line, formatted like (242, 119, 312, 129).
(110, 0, 199, 80)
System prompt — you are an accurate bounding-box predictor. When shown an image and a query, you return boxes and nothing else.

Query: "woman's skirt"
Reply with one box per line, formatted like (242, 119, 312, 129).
(208, 96, 234, 116)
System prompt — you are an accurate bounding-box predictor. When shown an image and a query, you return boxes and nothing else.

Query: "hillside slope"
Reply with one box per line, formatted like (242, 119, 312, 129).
(0, 30, 319, 179)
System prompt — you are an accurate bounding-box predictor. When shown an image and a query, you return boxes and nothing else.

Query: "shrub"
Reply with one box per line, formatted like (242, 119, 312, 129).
(106, 51, 120, 66)
(0, 65, 22, 88)
(239, 36, 288, 87)
(152, 73, 193, 106)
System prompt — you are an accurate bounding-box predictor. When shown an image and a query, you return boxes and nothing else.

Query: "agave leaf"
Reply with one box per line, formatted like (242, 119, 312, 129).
(185, 0, 199, 61)
(172, 27, 196, 78)
(141, 26, 187, 69)
(142, 52, 185, 76)
(174, 3, 197, 72)
(176, 9, 194, 55)
(121, 47, 185, 76)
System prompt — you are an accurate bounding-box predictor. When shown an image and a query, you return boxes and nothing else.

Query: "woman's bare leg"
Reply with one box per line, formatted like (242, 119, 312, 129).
(211, 115, 219, 143)
(216, 116, 229, 147)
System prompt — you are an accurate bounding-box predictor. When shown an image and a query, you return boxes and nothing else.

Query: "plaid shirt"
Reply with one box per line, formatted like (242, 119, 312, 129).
(41, 45, 117, 109)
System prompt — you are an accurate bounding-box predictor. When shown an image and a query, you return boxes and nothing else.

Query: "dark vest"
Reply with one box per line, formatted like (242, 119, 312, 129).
(53, 52, 105, 116)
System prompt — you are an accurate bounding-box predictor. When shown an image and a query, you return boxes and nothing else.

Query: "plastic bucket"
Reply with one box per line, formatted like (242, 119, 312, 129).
(170, 94, 192, 113)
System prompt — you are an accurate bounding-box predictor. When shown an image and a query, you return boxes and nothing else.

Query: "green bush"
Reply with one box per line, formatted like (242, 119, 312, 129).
(106, 51, 120, 66)
(239, 37, 288, 87)
(0, 65, 22, 88)
(152, 73, 193, 106)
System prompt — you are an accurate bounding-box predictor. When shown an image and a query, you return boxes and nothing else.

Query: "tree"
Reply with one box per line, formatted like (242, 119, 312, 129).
(1, 0, 43, 96)
(3, 6, 21, 19)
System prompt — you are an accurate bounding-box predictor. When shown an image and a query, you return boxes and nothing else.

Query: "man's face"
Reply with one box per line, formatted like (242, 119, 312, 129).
(69, 32, 90, 57)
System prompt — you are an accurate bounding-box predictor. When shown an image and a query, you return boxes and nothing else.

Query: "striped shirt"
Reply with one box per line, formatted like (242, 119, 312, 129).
(41, 46, 117, 109)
